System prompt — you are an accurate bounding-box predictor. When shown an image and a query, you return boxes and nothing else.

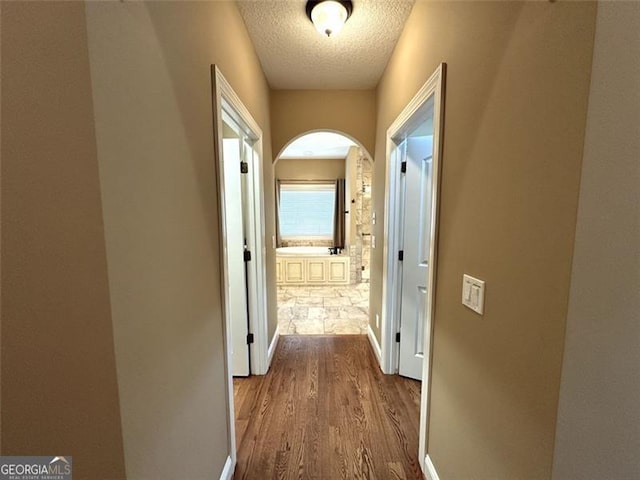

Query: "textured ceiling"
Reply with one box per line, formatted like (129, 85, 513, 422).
(237, 0, 415, 90)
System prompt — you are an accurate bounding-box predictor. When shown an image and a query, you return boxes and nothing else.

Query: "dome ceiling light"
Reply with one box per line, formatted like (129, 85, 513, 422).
(305, 0, 354, 38)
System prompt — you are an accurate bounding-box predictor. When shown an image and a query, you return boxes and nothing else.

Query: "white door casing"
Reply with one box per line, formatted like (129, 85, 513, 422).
(381, 63, 446, 474)
(212, 65, 270, 471)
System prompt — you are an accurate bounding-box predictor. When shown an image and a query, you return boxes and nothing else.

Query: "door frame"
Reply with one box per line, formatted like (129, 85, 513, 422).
(211, 65, 269, 471)
(380, 63, 446, 475)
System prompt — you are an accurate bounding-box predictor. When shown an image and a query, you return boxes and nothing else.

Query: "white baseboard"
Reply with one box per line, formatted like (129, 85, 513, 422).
(367, 324, 383, 367)
(267, 325, 280, 368)
(424, 454, 440, 480)
(220, 455, 234, 480)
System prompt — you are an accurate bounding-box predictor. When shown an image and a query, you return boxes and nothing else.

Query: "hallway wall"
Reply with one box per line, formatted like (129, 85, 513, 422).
(85, 1, 272, 478)
(552, 3, 640, 478)
(371, 2, 597, 478)
(270, 90, 376, 158)
(1, 3, 126, 477)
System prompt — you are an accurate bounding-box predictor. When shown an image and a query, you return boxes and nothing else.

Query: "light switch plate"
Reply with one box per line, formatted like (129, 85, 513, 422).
(462, 274, 485, 315)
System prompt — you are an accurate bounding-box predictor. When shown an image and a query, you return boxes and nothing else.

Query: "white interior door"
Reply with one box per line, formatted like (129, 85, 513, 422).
(222, 119, 250, 377)
(241, 137, 258, 371)
(398, 101, 435, 380)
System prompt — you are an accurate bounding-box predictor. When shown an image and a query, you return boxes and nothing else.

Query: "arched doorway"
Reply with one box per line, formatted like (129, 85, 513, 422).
(273, 130, 373, 336)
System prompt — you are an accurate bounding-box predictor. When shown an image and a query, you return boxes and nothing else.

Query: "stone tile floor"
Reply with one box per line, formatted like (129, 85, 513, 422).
(278, 283, 370, 335)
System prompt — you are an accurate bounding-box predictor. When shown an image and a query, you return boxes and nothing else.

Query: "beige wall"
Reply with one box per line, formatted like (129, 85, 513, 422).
(1, 2, 126, 478)
(270, 90, 376, 158)
(275, 158, 345, 181)
(553, 3, 640, 478)
(85, 1, 272, 478)
(372, 2, 597, 478)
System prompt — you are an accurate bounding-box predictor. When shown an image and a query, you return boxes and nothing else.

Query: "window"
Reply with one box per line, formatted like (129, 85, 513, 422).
(279, 182, 335, 239)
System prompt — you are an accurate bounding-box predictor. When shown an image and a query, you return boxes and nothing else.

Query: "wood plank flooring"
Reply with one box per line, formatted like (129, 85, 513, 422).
(233, 335, 423, 479)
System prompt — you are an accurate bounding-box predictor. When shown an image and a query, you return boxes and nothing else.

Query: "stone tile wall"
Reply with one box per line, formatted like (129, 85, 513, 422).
(349, 151, 373, 284)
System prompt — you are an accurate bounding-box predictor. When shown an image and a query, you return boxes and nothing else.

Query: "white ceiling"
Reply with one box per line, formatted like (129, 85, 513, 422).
(237, 0, 415, 90)
(280, 132, 357, 158)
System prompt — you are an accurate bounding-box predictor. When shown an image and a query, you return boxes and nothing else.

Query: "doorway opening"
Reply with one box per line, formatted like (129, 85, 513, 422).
(382, 64, 446, 476)
(274, 131, 373, 336)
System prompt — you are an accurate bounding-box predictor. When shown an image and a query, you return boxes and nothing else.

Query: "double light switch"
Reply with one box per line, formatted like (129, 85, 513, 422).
(462, 274, 485, 315)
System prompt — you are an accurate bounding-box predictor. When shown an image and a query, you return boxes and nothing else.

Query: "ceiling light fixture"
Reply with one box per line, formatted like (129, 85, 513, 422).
(306, 0, 353, 38)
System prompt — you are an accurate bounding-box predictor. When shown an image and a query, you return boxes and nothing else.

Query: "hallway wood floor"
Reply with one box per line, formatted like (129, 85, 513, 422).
(233, 335, 423, 479)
